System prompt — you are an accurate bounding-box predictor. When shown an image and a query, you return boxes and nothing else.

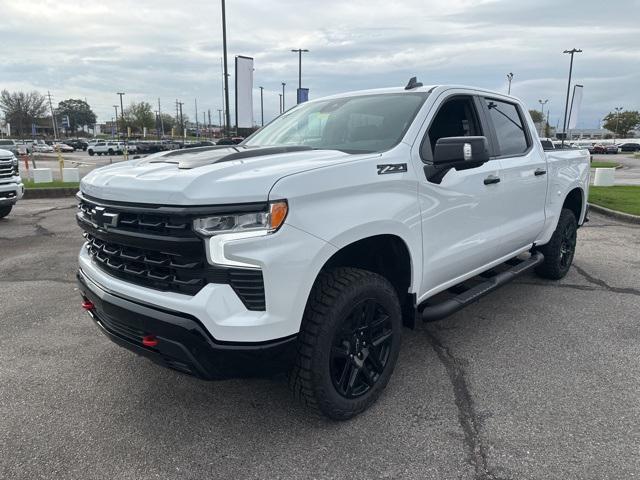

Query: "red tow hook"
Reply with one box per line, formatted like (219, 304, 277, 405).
(81, 300, 95, 311)
(142, 335, 158, 348)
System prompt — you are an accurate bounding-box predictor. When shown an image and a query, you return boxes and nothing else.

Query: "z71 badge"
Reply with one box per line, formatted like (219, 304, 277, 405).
(377, 163, 408, 175)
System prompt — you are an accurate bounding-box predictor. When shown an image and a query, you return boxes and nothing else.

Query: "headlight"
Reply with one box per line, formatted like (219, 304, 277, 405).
(11, 156, 19, 175)
(193, 200, 288, 236)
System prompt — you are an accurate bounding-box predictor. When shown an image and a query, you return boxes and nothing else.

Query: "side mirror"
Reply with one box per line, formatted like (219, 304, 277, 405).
(433, 136, 490, 166)
(425, 136, 490, 184)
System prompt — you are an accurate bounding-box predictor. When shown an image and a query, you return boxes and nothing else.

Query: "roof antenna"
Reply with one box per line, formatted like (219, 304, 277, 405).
(405, 76, 423, 90)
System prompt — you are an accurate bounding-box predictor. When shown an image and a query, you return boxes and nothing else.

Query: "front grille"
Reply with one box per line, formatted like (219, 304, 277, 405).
(77, 194, 266, 310)
(0, 159, 16, 179)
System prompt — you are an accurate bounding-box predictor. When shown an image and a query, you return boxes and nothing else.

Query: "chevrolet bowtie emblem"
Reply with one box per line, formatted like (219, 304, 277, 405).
(90, 206, 119, 229)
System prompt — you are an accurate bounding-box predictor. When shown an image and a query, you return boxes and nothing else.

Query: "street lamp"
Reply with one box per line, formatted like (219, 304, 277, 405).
(538, 99, 548, 136)
(221, 0, 231, 135)
(117, 92, 125, 138)
(561, 48, 582, 146)
(259, 86, 264, 126)
(291, 48, 309, 104)
(281, 82, 286, 112)
(506, 72, 514, 95)
(613, 106, 623, 142)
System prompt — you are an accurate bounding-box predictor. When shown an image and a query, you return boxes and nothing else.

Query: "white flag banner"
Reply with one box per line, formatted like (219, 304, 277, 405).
(235, 56, 254, 128)
(568, 84, 584, 130)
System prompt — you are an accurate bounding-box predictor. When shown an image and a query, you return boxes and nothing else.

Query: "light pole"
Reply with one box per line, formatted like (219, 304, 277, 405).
(561, 48, 582, 146)
(613, 106, 623, 142)
(506, 72, 514, 95)
(279, 94, 283, 114)
(259, 86, 264, 126)
(538, 99, 548, 136)
(113, 105, 119, 139)
(117, 92, 125, 138)
(291, 48, 309, 103)
(281, 83, 286, 112)
(221, 0, 231, 135)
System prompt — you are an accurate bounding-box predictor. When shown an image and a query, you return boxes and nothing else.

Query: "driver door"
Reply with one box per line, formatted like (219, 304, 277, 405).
(415, 93, 511, 299)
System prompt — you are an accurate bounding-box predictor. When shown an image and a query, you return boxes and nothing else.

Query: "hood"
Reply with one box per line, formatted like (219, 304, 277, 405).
(80, 146, 370, 205)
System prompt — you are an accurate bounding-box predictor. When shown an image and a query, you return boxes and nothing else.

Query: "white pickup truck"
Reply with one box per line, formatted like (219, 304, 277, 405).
(0, 149, 24, 218)
(76, 80, 590, 419)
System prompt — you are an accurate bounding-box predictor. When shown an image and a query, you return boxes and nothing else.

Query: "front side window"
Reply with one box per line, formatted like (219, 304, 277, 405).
(244, 92, 428, 154)
(484, 98, 529, 156)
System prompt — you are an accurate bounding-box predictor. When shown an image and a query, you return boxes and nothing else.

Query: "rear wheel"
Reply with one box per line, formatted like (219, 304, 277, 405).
(88, 150, 94, 156)
(535, 208, 577, 280)
(108, 148, 114, 155)
(289, 267, 402, 420)
(0, 206, 13, 218)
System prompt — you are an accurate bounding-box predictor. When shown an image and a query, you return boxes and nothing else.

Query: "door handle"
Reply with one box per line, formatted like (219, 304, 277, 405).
(483, 175, 501, 185)
(534, 168, 547, 176)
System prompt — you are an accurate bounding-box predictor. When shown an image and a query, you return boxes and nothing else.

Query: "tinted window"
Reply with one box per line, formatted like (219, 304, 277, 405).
(244, 93, 428, 154)
(426, 97, 482, 155)
(484, 99, 528, 156)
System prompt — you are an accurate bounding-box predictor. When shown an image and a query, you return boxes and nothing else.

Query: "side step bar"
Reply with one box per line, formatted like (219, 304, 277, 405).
(421, 252, 544, 322)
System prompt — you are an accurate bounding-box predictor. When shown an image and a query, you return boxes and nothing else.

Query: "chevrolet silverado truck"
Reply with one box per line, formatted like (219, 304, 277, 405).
(76, 80, 590, 419)
(0, 149, 24, 218)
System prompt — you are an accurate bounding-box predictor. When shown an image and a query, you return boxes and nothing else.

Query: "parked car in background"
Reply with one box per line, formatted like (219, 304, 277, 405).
(619, 142, 640, 152)
(0, 148, 24, 218)
(540, 138, 555, 150)
(184, 140, 216, 149)
(604, 144, 619, 154)
(89, 141, 137, 156)
(32, 142, 54, 153)
(216, 137, 244, 145)
(66, 139, 89, 151)
(0, 139, 21, 155)
(53, 142, 75, 152)
(589, 144, 607, 154)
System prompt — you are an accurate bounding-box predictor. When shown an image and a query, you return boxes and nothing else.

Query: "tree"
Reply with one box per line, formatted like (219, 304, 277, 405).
(602, 110, 640, 138)
(123, 101, 155, 134)
(529, 110, 544, 123)
(0, 90, 48, 137)
(57, 99, 97, 133)
(159, 113, 175, 133)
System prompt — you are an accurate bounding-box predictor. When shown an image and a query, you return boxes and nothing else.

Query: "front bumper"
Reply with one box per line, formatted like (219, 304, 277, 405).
(77, 269, 297, 379)
(0, 180, 24, 206)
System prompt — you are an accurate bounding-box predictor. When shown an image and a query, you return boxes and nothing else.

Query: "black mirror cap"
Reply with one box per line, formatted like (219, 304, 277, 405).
(433, 136, 490, 165)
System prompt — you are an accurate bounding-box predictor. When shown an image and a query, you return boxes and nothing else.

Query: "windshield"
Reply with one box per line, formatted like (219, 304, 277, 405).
(244, 92, 428, 154)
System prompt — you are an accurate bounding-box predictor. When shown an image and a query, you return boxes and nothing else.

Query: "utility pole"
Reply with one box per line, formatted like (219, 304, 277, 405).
(506, 72, 514, 95)
(281, 82, 286, 111)
(613, 106, 623, 142)
(207, 109, 212, 139)
(538, 99, 548, 136)
(259, 86, 264, 126)
(221, 0, 231, 135)
(279, 94, 283, 114)
(203, 111, 206, 138)
(178, 101, 184, 139)
(158, 98, 164, 137)
(195, 99, 199, 139)
(113, 105, 119, 139)
(117, 92, 125, 138)
(291, 49, 309, 103)
(561, 48, 582, 147)
(217, 109, 223, 133)
(47, 91, 58, 140)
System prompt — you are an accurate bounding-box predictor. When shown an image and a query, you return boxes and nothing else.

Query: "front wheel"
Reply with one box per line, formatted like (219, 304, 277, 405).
(88, 150, 94, 156)
(0, 205, 13, 218)
(289, 267, 402, 420)
(535, 208, 578, 280)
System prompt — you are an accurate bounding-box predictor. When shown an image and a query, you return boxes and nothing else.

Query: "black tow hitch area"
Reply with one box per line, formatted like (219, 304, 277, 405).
(420, 252, 544, 322)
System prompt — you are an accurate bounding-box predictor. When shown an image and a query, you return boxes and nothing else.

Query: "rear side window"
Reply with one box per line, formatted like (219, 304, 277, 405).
(484, 98, 529, 156)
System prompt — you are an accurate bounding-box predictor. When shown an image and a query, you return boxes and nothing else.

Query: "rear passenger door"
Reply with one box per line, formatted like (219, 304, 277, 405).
(481, 97, 547, 252)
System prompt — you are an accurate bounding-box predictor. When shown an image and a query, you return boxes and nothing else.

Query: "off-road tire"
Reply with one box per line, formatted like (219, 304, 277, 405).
(289, 267, 402, 420)
(535, 208, 578, 280)
(0, 206, 12, 218)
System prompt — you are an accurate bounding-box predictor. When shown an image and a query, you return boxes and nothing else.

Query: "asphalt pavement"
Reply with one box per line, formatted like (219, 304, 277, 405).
(1, 199, 639, 479)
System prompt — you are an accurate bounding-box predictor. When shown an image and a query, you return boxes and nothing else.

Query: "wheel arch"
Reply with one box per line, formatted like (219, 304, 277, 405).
(563, 186, 585, 223)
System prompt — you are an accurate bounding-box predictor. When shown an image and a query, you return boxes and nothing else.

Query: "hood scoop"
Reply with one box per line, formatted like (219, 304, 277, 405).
(146, 145, 313, 169)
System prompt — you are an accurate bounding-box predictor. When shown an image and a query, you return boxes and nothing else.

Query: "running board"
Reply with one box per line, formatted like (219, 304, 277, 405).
(421, 252, 544, 322)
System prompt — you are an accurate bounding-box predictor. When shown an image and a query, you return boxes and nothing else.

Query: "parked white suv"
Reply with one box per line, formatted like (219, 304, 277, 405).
(88, 141, 137, 156)
(77, 81, 590, 419)
(0, 149, 24, 218)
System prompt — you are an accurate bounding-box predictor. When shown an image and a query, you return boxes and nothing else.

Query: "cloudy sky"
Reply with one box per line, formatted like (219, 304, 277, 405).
(2, 0, 639, 129)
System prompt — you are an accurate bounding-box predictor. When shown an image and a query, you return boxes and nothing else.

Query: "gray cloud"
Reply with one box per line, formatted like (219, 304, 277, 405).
(1, 0, 638, 128)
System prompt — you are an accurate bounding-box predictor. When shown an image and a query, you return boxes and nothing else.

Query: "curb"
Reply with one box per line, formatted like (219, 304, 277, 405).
(24, 188, 78, 199)
(588, 203, 640, 225)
